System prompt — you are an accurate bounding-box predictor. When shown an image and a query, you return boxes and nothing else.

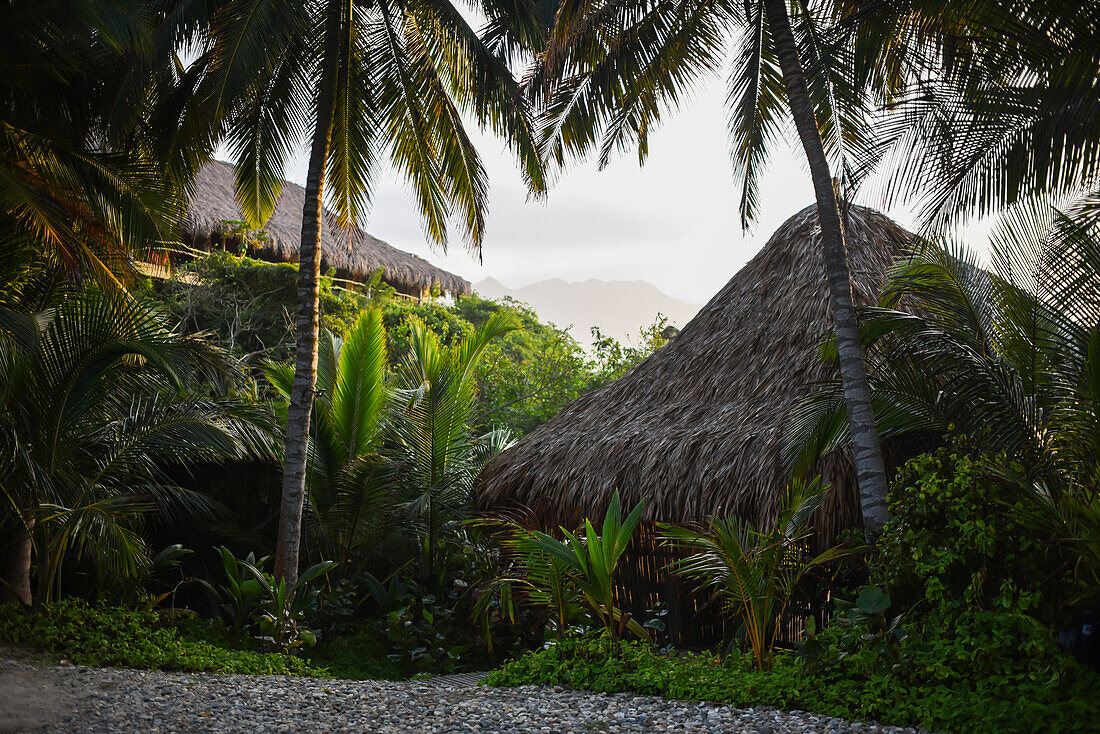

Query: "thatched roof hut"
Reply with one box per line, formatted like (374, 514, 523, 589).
(181, 161, 471, 297)
(475, 204, 916, 537)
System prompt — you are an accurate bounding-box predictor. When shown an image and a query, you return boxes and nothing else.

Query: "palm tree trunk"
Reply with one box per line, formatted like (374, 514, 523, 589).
(273, 0, 344, 584)
(761, 0, 891, 535)
(2, 514, 33, 605)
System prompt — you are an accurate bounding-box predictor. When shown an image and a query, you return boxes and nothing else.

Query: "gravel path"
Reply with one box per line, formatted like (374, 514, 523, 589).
(0, 657, 928, 733)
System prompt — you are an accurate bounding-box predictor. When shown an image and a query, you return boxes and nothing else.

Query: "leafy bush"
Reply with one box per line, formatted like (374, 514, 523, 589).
(486, 635, 1100, 733)
(0, 600, 322, 676)
(872, 443, 1077, 623)
(364, 550, 536, 675)
(162, 251, 371, 365)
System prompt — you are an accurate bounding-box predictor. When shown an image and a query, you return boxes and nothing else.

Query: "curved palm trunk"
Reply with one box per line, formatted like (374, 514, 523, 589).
(761, 0, 891, 535)
(273, 0, 344, 584)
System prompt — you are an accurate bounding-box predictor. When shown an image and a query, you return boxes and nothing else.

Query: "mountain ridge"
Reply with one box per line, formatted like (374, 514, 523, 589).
(475, 277, 700, 348)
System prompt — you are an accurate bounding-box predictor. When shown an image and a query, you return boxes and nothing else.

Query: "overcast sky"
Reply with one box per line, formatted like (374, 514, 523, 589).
(272, 75, 923, 306)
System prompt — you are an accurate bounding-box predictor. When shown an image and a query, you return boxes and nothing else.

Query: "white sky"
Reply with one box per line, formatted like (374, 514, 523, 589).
(272, 75, 927, 306)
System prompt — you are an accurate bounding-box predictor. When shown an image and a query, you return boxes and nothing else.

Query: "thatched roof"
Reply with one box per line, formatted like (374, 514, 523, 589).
(474, 204, 916, 532)
(182, 161, 471, 295)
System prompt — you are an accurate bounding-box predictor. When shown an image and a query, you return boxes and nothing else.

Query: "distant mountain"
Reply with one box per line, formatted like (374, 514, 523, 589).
(474, 277, 701, 348)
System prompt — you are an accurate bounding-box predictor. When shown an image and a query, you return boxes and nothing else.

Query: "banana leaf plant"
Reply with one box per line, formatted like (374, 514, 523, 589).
(239, 555, 336, 654)
(495, 492, 647, 644)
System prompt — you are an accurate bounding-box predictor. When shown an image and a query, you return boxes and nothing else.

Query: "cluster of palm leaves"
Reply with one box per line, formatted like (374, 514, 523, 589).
(786, 208, 1100, 600)
(0, 292, 277, 606)
(0, 1, 207, 288)
(661, 478, 852, 670)
(263, 308, 517, 587)
(852, 0, 1100, 232)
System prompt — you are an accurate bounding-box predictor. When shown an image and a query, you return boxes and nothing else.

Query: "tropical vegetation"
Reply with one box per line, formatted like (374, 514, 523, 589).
(3, 0, 1100, 731)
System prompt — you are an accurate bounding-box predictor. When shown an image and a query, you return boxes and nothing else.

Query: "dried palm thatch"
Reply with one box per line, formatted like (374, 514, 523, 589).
(475, 204, 916, 540)
(181, 161, 471, 296)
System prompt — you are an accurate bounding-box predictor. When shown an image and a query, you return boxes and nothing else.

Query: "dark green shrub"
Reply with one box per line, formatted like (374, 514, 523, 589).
(306, 627, 403, 680)
(0, 600, 321, 676)
(872, 443, 1076, 623)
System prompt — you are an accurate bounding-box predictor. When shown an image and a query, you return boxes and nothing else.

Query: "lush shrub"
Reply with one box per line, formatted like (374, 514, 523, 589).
(872, 443, 1077, 624)
(160, 252, 371, 364)
(0, 601, 322, 676)
(486, 635, 1100, 733)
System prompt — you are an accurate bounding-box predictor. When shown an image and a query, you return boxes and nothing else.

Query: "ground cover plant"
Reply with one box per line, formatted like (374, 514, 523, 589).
(485, 632, 1099, 734)
(0, 600, 321, 676)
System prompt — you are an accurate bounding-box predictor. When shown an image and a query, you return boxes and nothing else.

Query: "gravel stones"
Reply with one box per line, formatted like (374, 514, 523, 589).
(0, 658, 931, 733)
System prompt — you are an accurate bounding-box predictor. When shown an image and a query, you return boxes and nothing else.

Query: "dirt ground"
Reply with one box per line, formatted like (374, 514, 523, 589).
(0, 647, 81, 733)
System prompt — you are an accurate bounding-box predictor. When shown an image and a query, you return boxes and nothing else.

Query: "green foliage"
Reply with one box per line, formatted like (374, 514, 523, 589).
(160, 258, 667, 439)
(238, 556, 336, 654)
(390, 310, 519, 577)
(872, 444, 1075, 623)
(0, 291, 277, 604)
(213, 547, 267, 648)
(474, 520, 585, 646)
(264, 309, 393, 580)
(487, 450, 1100, 732)
(483, 492, 647, 644)
(486, 634, 1100, 734)
(378, 591, 473, 675)
(383, 300, 473, 360)
(363, 546, 536, 674)
(788, 222, 1100, 598)
(0, 1, 188, 289)
(0, 601, 320, 676)
(661, 479, 855, 669)
(459, 296, 593, 435)
(832, 587, 907, 666)
(306, 626, 403, 680)
(162, 252, 372, 365)
(588, 316, 674, 385)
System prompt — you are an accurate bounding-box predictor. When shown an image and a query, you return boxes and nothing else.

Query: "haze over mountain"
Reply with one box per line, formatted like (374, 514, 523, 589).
(475, 277, 701, 348)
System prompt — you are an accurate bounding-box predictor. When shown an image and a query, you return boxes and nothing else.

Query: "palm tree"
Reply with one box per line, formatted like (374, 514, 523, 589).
(0, 292, 277, 605)
(390, 311, 518, 579)
(263, 308, 393, 578)
(533, 0, 893, 533)
(1, 1, 205, 288)
(191, 0, 548, 582)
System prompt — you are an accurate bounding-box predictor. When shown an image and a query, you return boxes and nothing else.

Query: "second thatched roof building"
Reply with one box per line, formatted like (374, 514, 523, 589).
(179, 161, 471, 299)
(475, 204, 915, 539)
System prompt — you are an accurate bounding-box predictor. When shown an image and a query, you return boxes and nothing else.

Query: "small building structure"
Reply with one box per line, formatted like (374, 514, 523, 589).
(473, 204, 917, 644)
(177, 160, 471, 301)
